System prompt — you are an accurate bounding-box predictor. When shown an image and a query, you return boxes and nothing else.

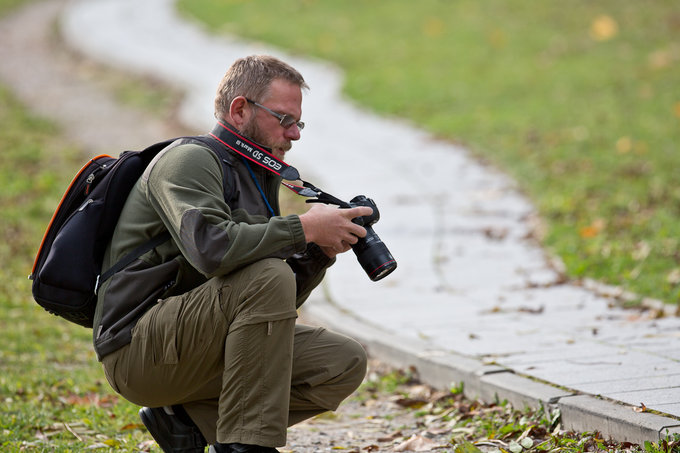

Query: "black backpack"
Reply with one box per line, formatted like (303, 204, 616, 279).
(29, 136, 232, 328)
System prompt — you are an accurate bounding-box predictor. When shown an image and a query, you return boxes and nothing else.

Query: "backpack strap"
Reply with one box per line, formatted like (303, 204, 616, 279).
(96, 231, 171, 295)
(191, 135, 237, 203)
(96, 135, 236, 294)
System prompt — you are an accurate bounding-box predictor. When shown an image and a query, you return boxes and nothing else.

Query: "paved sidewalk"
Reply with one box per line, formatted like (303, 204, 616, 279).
(13, 0, 680, 445)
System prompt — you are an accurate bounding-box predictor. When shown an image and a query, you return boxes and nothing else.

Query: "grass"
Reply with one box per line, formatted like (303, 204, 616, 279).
(177, 0, 680, 304)
(358, 367, 680, 452)
(0, 83, 156, 451)
(0, 1, 185, 450)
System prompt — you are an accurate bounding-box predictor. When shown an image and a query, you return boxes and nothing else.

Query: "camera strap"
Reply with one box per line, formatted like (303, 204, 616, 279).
(209, 121, 343, 205)
(210, 121, 300, 181)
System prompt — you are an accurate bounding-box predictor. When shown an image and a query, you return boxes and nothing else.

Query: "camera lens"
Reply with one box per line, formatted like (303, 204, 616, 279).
(352, 226, 397, 281)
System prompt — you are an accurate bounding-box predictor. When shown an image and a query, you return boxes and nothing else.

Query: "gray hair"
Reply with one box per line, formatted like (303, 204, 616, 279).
(214, 55, 309, 119)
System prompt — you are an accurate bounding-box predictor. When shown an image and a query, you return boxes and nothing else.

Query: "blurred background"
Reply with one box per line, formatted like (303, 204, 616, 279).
(1, 0, 678, 450)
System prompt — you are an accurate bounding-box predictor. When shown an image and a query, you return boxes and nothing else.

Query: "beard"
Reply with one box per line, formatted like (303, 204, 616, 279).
(240, 118, 291, 161)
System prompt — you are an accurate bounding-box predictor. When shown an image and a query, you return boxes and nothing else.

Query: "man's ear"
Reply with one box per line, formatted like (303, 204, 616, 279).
(228, 96, 250, 128)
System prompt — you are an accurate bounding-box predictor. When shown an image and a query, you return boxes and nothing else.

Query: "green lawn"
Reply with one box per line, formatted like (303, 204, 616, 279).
(177, 0, 680, 304)
(0, 82, 158, 450)
(0, 2, 159, 447)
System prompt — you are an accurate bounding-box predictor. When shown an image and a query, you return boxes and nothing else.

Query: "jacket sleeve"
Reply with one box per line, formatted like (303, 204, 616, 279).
(286, 243, 335, 308)
(143, 144, 307, 277)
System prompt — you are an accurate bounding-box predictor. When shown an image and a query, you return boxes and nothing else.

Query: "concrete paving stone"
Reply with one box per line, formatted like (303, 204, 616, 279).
(606, 387, 680, 406)
(574, 373, 680, 395)
(586, 325, 680, 352)
(421, 333, 578, 359)
(620, 338, 680, 353)
(559, 394, 680, 444)
(495, 343, 627, 366)
(655, 349, 680, 361)
(514, 354, 676, 387)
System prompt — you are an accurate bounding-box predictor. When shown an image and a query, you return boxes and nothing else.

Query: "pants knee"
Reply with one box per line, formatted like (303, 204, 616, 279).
(341, 338, 368, 391)
(213, 258, 297, 324)
(251, 258, 296, 307)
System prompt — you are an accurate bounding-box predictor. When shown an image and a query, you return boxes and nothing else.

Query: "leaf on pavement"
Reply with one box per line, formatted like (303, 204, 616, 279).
(633, 402, 647, 413)
(377, 430, 403, 442)
(394, 434, 436, 452)
(394, 397, 428, 409)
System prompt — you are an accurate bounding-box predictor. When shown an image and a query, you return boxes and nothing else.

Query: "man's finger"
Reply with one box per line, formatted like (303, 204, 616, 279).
(343, 206, 373, 219)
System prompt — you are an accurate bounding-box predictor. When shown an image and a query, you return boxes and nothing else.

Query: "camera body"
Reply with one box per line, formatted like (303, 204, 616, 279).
(347, 195, 397, 281)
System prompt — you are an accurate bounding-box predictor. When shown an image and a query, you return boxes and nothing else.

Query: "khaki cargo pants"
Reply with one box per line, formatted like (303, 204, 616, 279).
(101, 258, 367, 447)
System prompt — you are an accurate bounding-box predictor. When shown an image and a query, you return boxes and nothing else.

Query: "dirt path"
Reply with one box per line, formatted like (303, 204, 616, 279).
(0, 0, 189, 154)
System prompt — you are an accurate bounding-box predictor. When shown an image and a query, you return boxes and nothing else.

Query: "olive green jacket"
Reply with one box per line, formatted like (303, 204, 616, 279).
(93, 137, 333, 359)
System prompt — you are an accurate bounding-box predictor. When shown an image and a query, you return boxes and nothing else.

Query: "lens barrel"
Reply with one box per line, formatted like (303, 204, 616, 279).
(351, 226, 397, 281)
(347, 195, 397, 281)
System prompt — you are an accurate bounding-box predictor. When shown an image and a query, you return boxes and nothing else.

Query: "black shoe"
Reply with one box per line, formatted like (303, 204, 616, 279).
(209, 443, 279, 453)
(139, 406, 207, 452)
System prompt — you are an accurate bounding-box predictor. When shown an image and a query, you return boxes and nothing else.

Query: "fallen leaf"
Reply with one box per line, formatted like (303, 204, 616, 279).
(394, 434, 436, 452)
(633, 402, 647, 413)
(363, 445, 380, 452)
(423, 18, 444, 38)
(407, 384, 433, 400)
(394, 397, 428, 409)
(120, 422, 144, 431)
(64, 422, 83, 441)
(455, 441, 485, 452)
(648, 49, 675, 69)
(136, 439, 156, 451)
(425, 427, 451, 436)
(632, 241, 651, 261)
(518, 305, 544, 314)
(60, 392, 118, 408)
(616, 136, 632, 154)
(579, 218, 605, 239)
(377, 430, 403, 442)
(669, 269, 680, 285)
(590, 15, 618, 41)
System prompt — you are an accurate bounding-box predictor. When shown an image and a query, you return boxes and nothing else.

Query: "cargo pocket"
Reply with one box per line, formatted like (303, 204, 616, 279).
(134, 295, 181, 366)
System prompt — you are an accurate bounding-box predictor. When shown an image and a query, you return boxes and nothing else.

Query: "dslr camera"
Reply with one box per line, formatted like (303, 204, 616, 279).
(345, 195, 397, 281)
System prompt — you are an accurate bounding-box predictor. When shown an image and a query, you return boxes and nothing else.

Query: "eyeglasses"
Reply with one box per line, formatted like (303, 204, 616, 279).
(246, 98, 305, 131)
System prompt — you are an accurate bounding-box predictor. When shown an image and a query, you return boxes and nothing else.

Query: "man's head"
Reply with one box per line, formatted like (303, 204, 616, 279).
(215, 55, 309, 160)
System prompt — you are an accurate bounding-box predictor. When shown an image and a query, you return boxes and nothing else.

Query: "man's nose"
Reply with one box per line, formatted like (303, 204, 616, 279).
(284, 124, 301, 141)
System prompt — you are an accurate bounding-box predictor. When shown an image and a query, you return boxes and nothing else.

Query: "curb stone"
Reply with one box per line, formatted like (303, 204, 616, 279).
(302, 294, 680, 446)
(559, 395, 680, 444)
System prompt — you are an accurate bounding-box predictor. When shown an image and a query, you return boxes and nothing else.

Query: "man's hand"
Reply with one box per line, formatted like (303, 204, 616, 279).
(299, 203, 374, 258)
